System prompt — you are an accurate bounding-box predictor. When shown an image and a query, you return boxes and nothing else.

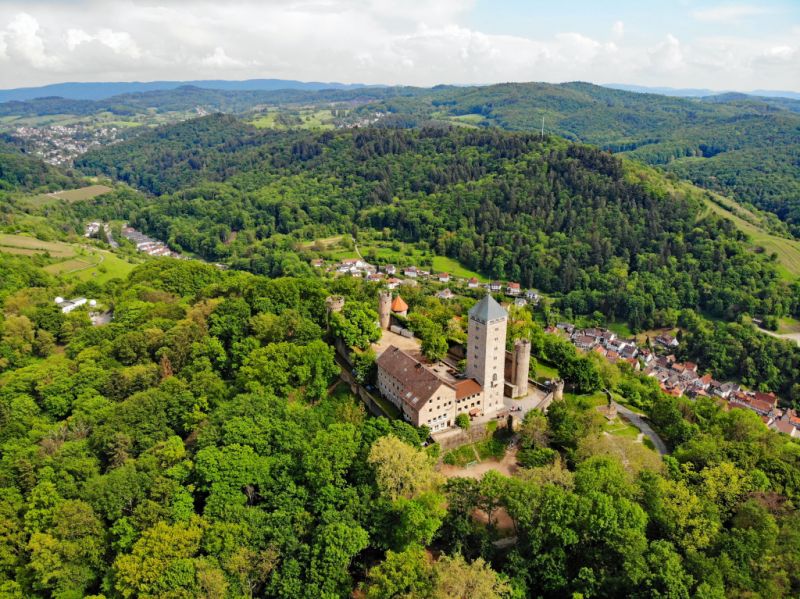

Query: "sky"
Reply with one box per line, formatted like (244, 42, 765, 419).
(0, 0, 797, 91)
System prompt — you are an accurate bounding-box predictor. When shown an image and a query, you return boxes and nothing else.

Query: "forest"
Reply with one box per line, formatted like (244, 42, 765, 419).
(0, 255, 800, 598)
(0, 102, 798, 596)
(75, 118, 799, 331)
(4, 80, 798, 234)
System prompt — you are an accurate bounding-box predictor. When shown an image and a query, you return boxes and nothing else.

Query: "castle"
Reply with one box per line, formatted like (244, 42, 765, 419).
(375, 293, 531, 432)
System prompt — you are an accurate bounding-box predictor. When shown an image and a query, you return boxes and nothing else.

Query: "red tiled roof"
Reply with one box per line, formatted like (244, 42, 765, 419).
(391, 296, 408, 312)
(754, 391, 778, 407)
(773, 420, 796, 435)
(454, 379, 483, 400)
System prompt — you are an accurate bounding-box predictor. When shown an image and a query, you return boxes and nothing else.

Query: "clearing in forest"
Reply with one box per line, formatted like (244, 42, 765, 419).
(24, 184, 113, 208)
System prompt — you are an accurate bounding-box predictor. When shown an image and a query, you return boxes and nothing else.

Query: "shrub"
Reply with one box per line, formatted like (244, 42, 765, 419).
(455, 413, 470, 430)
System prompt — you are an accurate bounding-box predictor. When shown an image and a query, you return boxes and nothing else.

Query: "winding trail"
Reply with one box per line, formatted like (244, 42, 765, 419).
(760, 328, 800, 346)
(613, 402, 669, 455)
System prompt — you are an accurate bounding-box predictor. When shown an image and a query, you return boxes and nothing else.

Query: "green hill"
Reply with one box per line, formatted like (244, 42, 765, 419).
(4, 81, 800, 233)
(76, 116, 798, 331)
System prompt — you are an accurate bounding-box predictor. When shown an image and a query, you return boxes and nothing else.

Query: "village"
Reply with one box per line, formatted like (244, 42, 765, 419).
(9, 123, 123, 165)
(84, 221, 183, 258)
(549, 322, 799, 437)
(322, 253, 799, 440)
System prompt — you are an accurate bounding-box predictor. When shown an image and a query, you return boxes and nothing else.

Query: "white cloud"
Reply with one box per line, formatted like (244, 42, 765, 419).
(200, 47, 242, 68)
(67, 28, 141, 58)
(691, 4, 770, 23)
(2, 12, 60, 69)
(0, 1, 796, 91)
(66, 29, 93, 51)
(649, 34, 684, 71)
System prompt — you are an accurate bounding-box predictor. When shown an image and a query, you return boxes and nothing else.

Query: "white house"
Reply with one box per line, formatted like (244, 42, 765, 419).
(55, 297, 89, 314)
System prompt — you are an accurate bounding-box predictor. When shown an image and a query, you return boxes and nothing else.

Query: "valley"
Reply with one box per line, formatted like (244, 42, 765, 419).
(1, 75, 800, 599)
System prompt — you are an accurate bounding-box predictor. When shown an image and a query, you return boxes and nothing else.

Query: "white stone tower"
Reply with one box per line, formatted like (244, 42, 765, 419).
(511, 338, 531, 398)
(378, 291, 392, 330)
(466, 294, 508, 412)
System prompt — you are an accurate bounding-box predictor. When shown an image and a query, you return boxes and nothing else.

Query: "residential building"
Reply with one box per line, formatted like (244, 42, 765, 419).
(55, 297, 88, 314)
(376, 294, 509, 430)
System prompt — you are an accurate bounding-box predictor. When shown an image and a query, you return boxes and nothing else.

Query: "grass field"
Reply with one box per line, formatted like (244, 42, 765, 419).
(0, 233, 135, 283)
(565, 391, 608, 410)
(626, 164, 800, 281)
(777, 317, 800, 335)
(44, 258, 95, 274)
(431, 256, 487, 281)
(0, 234, 75, 257)
(442, 427, 511, 466)
(250, 108, 335, 130)
(444, 444, 480, 467)
(603, 417, 640, 438)
(445, 114, 488, 129)
(24, 185, 113, 208)
(702, 194, 800, 280)
(606, 321, 634, 338)
(534, 361, 560, 382)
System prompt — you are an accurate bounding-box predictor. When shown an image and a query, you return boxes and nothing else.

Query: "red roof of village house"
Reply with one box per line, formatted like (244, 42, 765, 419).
(454, 379, 483, 400)
(750, 399, 774, 414)
(773, 420, 796, 435)
(754, 391, 778, 407)
(391, 295, 408, 312)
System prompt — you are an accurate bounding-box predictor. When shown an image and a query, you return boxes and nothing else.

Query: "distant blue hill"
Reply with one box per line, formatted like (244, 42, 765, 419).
(0, 79, 368, 102)
(605, 83, 800, 100)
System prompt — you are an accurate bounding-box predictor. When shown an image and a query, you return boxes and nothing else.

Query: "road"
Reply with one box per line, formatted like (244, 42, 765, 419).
(352, 236, 364, 261)
(761, 328, 800, 346)
(613, 401, 669, 455)
(104, 223, 119, 248)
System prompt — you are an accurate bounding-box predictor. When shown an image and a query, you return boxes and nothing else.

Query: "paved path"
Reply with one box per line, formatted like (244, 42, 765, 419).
(761, 328, 800, 346)
(613, 402, 669, 455)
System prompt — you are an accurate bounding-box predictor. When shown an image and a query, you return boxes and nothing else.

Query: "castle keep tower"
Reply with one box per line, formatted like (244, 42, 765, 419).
(466, 294, 508, 412)
(511, 339, 531, 397)
(326, 295, 344, 314)
(378, 291, 392, 330)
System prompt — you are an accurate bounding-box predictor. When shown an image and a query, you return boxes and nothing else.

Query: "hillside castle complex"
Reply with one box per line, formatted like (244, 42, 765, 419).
(375, 294, 531, 432)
